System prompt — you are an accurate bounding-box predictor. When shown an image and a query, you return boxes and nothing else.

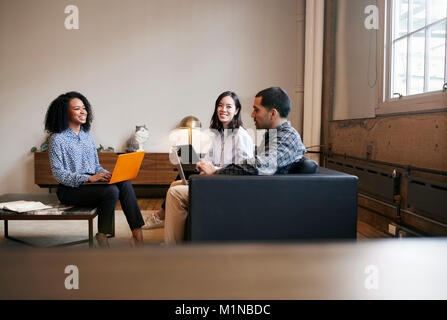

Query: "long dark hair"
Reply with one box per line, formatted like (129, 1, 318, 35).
(210, 91, 243, 132)
(44, 91, 93, 133)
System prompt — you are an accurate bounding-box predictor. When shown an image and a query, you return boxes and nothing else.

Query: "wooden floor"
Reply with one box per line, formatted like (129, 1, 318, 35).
(356, 220, 390, 239)
(118, 198, 391, 240)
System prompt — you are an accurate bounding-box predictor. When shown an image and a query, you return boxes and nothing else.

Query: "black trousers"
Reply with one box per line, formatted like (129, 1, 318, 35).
(57, 180, 145, 235)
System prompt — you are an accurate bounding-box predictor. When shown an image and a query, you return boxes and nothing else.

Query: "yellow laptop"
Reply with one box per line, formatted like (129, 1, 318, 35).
(87, 151, 145, 184)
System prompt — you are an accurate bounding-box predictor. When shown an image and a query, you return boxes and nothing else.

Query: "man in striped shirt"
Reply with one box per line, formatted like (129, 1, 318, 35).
(165, 87, 306, 243)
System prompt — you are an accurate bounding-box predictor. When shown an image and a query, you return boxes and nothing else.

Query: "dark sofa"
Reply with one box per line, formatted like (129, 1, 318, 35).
(186, 161, 358, 242)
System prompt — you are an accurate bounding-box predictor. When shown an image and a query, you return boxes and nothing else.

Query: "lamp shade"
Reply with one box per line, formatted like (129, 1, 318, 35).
(178, 116, 202, 129)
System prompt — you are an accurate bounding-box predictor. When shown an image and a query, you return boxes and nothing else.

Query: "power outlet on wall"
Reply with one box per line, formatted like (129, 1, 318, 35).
(388, 224, 397, 236)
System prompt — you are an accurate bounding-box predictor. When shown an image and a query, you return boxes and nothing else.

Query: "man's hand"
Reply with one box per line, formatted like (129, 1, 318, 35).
(196, 160, 217, 175)
(88, 172, 112, 183)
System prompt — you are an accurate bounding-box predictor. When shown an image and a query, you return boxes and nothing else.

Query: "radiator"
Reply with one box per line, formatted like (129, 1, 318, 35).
(327, 158, 398, 202)
(407, 177, 447, 224)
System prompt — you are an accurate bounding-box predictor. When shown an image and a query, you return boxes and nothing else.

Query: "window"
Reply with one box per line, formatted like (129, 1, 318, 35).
(378, 0, 447, 114)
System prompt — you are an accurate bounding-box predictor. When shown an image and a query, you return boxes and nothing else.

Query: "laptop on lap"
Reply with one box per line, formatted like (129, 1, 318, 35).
(176, 144, 200, 172)
(172, 147, 190, 185)
(87, 151, 145, 184)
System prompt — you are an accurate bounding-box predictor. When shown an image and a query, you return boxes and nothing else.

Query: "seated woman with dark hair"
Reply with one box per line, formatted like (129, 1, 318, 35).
(143, 90, 254, 230)
(45, 91, 145, 247)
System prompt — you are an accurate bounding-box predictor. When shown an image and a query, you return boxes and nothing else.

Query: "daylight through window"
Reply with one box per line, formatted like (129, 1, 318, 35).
(390, 0, 447, 98)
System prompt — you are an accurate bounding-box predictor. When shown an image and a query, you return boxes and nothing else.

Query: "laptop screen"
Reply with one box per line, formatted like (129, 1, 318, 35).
(172, 147, 189, 185)
(176, 144, 200, 164)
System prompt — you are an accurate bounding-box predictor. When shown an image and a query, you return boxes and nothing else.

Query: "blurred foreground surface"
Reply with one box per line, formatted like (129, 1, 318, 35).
(1, 239, 446, 299)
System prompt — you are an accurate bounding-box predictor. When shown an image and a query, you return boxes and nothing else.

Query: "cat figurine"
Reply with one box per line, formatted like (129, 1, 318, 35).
(126, 125, 149, 153)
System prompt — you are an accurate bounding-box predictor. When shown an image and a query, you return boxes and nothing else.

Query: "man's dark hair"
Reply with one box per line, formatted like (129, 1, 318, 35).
(210, 91, 243, 132)
(255, 87, 291, 118)
(44, 91, 93, 133)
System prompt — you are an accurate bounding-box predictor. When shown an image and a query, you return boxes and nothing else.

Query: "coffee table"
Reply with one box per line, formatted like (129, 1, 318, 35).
(0, 193, 101, 248)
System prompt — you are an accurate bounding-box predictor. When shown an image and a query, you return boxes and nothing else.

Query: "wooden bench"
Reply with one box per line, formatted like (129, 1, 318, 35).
(0, 193, 104, 248)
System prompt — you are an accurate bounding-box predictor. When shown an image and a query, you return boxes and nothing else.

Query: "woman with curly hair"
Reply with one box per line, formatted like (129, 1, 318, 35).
(45, 91, 145, 247)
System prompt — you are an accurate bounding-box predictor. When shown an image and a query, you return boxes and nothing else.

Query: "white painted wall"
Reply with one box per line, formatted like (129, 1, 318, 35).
(332, 0, 378, 120)
(0, 0, 301, 194)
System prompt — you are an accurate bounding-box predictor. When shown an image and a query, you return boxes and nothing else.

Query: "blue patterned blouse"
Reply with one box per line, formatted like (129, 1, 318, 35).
(48, 128, 108, 187)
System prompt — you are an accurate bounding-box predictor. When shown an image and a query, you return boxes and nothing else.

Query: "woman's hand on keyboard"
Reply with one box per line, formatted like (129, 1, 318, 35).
(88, 172, 111, 183)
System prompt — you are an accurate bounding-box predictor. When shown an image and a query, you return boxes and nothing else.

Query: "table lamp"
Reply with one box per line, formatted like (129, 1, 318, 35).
(178, 116, 202, 145)
(176, 116, 202, 164)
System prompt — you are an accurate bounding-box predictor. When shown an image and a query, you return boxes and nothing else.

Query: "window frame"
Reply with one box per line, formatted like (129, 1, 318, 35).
(376, 0, 447, 115)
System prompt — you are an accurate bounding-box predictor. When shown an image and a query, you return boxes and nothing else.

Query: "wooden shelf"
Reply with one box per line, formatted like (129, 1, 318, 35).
(34, 152, 177, 187)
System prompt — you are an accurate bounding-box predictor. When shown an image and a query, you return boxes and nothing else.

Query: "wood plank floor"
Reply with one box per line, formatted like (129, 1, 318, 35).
(357, 220, 391, 239)
(116, 198, 165, 244)
(118, 198, 392, 240)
